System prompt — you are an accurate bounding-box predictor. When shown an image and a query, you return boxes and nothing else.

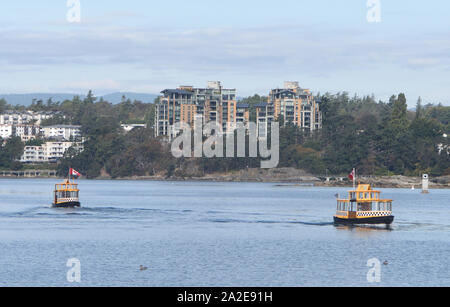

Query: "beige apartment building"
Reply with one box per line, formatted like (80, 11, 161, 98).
(256, 81, 322, 137)
(155, 81, 249, 138)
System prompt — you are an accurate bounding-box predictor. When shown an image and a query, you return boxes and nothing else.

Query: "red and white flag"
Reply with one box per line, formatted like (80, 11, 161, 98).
(70, 168, 82, 177)
(348, 169, 355, 181)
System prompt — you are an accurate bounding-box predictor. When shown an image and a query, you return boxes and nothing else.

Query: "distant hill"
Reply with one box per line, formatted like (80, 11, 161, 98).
(0, 92, 158, 106)
(101, 92, 158, 104)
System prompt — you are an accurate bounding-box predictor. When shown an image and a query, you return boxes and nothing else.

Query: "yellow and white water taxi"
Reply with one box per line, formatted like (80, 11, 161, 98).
(334, 184, 394, 225)
(52, 168, 81, 208)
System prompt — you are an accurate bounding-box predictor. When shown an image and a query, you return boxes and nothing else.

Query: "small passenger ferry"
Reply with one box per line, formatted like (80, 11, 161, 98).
(52, 168, 81, 208)
(334, 184, 394, 225)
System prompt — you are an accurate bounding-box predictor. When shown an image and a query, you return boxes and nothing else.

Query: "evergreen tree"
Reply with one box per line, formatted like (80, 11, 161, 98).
(416, 96, 423, 119)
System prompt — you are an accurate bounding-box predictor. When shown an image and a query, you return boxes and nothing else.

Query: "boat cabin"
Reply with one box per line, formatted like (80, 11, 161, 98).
(334, 184, 394, 225)
(53, 179, 80, 208)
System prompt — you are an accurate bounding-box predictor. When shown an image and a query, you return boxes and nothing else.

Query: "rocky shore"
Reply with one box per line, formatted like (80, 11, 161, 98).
(114, 168, 450, 189)
(315, 175, 450, 189)
(2, 167, 449, 188)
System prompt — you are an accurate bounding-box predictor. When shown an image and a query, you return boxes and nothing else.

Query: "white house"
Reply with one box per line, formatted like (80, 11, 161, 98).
(20, 141, 84, 163)
(121, 124, 147, 133)
(42, 125, 82, 141)
(13, 124, 40, 142)
(20, 145, 46, 163)
(0, 111, 55, 126)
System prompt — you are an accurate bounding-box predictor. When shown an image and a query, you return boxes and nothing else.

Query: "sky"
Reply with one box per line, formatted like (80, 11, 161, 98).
(0, 0, 449, 106)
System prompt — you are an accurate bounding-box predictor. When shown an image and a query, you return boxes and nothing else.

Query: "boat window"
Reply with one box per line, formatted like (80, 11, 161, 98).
(359, 193, 364, 199)
(358, 203, 372, 212)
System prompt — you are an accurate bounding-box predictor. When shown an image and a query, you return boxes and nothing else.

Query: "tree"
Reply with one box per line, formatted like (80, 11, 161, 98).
(84, 90, 96, 104)
(416, 97, 423, 119)
(0, 137, 24, 170)
(389, 93, 408, 131)
(0, 98, 8, 113)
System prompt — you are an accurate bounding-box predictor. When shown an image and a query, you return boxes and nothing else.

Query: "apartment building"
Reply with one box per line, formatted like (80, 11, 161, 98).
(41, 125, 82, 141)
(235, 104, 250, 124)
(155, 81, 245, 138)
(255, 103, 275, 138)
(257, 82, 322, 137)
(20, 141, 84, 163)
(13, 124, 40, 142)
(0, 111, 55, 126)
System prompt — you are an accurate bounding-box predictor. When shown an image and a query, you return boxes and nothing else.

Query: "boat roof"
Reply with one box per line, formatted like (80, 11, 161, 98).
(351, 184, 380, 192)
(55, 179, 78, 187)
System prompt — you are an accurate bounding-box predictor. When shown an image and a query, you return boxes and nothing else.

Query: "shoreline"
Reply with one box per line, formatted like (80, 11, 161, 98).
(2, 173, 449, 189)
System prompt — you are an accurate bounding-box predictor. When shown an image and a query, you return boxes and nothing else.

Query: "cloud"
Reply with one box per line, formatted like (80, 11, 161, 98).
(58, 79, 122, 93)
(1, 24, 449, 76)
(407, 57, 440, 69)
(0, 23, 450, 104)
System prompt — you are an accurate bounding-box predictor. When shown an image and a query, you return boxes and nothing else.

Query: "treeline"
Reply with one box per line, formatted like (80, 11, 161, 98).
(283, 93, 449, 176)
(0, 91, 449, 177)
(58, 91, 450, 178)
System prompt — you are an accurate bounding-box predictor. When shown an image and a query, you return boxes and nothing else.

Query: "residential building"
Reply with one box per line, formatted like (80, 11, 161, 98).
(121, 124, 147, 133)
(20, 145, 45, 163)
(20, 141, 84, 163)
(235, 104, 250, 125)
(0, 111, 55, 126)
(255, 103, 275, 138)
(257, 81, 322, 137)
(13, 124, 40, 142)
(155, 81, 242, 138)
(41, 125, 82, 141)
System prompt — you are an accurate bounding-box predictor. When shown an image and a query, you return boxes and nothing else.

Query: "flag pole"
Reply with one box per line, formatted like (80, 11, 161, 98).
(353, 168, 356, 189)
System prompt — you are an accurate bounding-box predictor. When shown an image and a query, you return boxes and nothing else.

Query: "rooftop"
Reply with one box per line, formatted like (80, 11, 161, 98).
(43, 125, 81, 129)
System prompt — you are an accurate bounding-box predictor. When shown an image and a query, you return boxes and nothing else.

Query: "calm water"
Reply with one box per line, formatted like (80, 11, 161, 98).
(0, 178, 448, 287)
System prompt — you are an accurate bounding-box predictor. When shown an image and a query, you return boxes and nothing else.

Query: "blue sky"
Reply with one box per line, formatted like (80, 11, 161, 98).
(1, 0, 449, 105)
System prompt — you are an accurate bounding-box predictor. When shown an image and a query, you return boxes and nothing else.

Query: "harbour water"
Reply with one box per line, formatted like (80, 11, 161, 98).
(0, 179, 449, 287)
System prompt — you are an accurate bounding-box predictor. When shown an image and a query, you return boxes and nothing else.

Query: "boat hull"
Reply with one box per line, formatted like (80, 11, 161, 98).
(52, 201, 81, 208)
(334, 215, 394, 225)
